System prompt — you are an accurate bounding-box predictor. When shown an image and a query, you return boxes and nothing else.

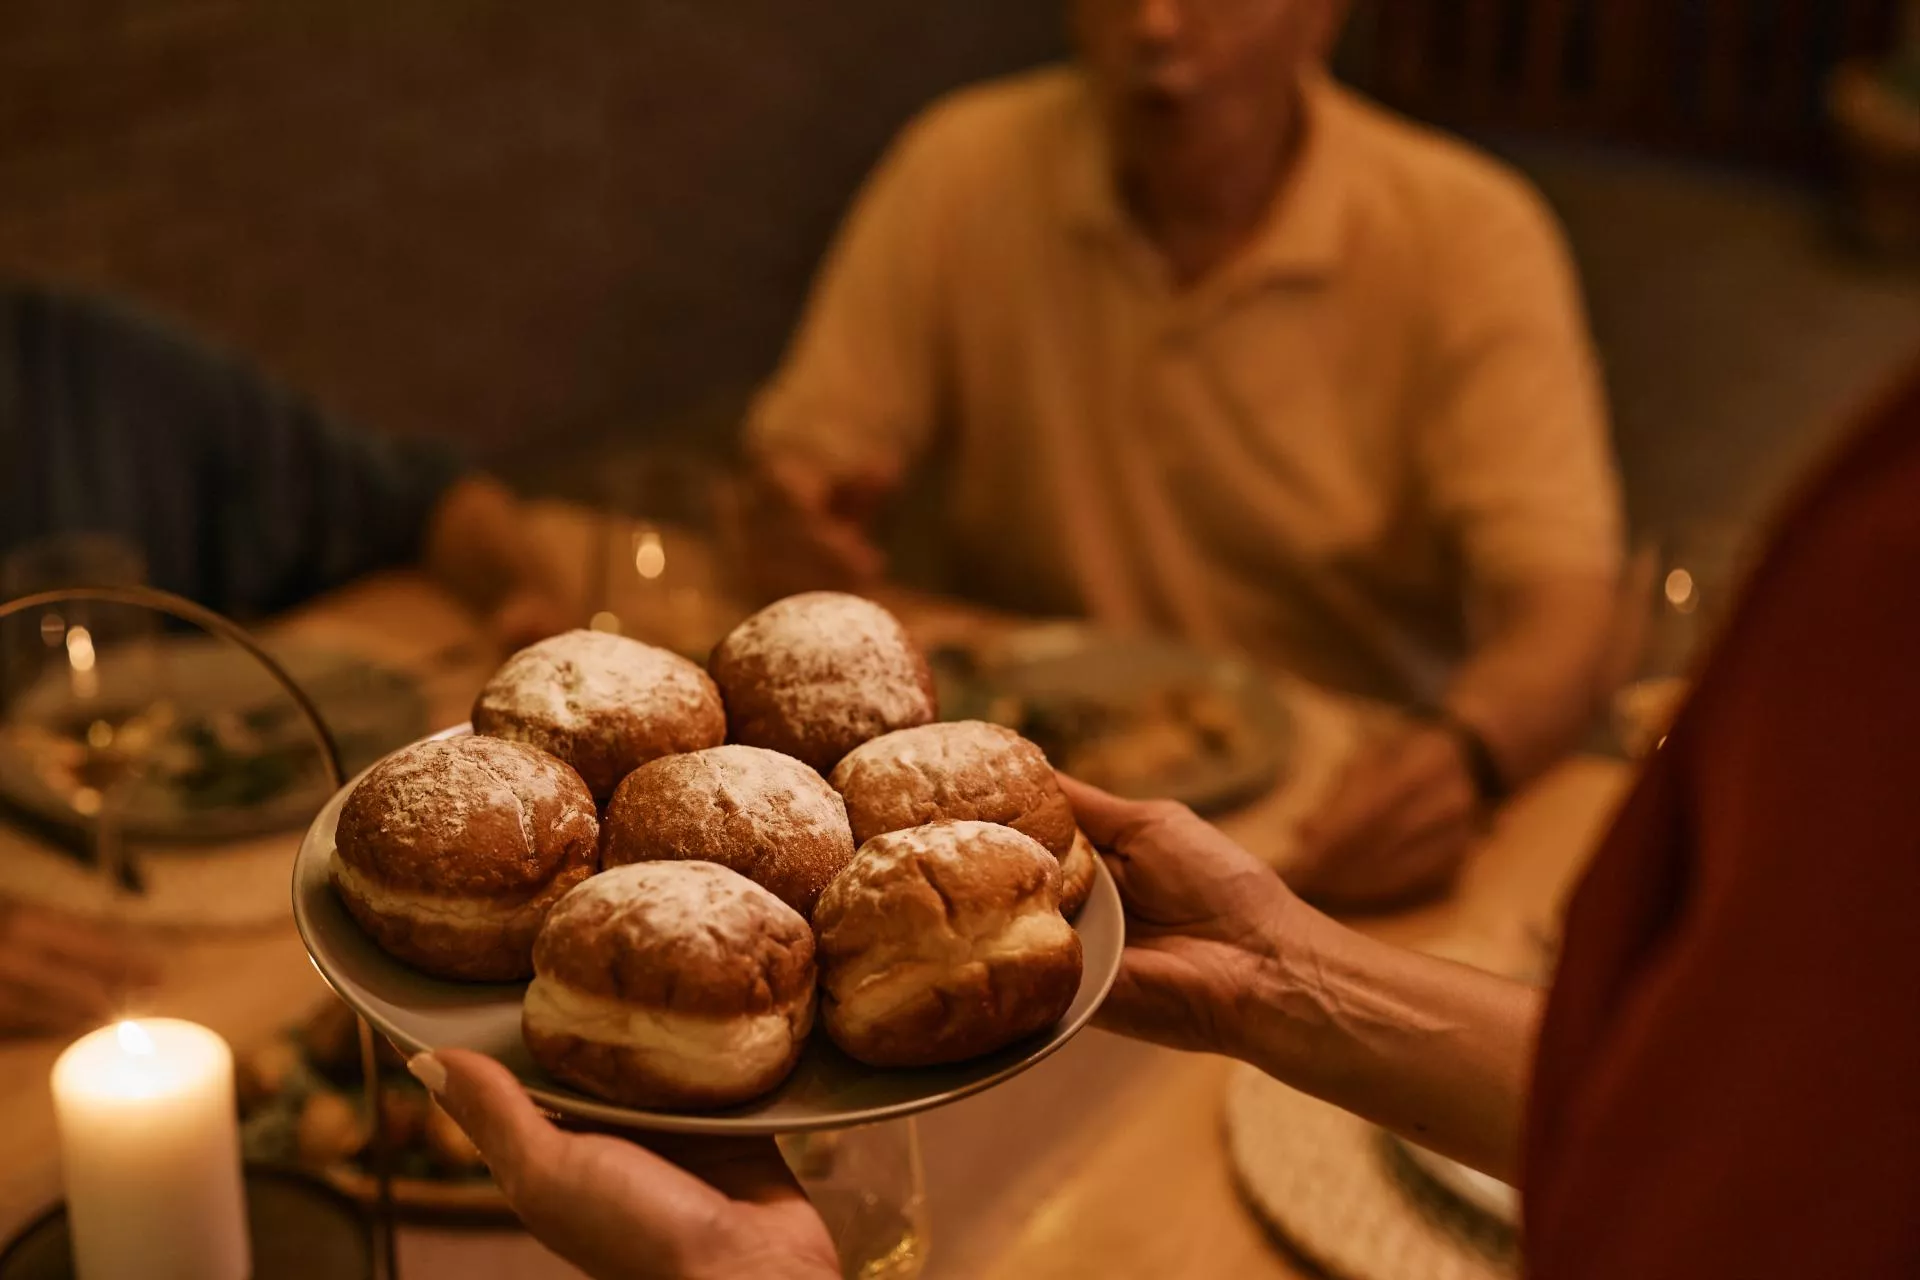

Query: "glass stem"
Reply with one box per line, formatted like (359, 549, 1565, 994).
(95, 782, 142, 900)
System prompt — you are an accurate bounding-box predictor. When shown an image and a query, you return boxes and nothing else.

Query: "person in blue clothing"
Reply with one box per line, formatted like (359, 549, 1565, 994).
(0, 280, 574, 1033)
(0, 280, 569, 633)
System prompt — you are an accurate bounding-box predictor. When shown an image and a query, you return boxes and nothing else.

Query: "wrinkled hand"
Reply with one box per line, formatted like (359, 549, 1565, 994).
(745, 454, 895, 598)
(1291, 722, 1481, 911)
(0, 903, 160, 1035)
(1060, 775, 1298, 1060)
(417, 1050, 838, 1280)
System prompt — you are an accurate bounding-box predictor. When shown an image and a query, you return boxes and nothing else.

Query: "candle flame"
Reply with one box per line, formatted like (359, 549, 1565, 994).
(115, 1020, 155, 1057)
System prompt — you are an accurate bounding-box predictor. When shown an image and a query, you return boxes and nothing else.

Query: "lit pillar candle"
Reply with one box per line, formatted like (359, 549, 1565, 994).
(51, 1019, 250, 1280)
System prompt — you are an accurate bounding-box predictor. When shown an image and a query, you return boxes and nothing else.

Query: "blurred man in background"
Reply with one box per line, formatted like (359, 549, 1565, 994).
(749, 0, 1624, 906)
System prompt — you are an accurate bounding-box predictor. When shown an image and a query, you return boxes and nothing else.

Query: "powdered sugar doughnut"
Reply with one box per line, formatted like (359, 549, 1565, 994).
(523, 861, 816, 1109)
(601, 745, 855, 918)
(473, 630, 725, 801)
(708, 593, 936, 773)
(332, 735, 599, 981)
(813, 820, 1081, 1067)
(830, 721, 1075, 860)
(1057, 828, 1096, 918)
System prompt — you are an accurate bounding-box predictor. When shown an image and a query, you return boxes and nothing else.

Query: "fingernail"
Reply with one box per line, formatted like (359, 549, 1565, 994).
(407, 1052, 447, 1095)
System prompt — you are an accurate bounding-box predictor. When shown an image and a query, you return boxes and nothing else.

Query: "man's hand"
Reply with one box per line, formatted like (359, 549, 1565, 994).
(0, 904, 160, 1035)
(745, 454, 895, 598)
(1291, 722, 1481, 911)
(416, 1050, 838, 1280)
(425, 475, 578, 650)
(1059, 775, 1299, 1061)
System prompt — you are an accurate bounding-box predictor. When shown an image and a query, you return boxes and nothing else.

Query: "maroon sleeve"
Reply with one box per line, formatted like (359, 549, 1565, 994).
(1524, 395, 1920, 1277)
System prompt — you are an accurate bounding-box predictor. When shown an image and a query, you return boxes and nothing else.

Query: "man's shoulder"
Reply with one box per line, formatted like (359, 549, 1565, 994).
(1327, 83, 1562, 244)
(891, 65, 1087, 172)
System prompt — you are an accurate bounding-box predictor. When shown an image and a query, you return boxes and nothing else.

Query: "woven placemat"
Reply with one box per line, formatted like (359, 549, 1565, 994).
(1224, 1064, 1517, 1280)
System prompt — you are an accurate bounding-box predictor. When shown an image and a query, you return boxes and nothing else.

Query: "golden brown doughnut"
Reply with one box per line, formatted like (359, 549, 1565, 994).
(600, 745, 855, 918)
(522, 862, 816, 1109)
(331, 735, 598, 981)
(708, 592, 936, 773)
(472, 629, 725, 801)
(829, 720, 1075, 859)
(812, 820, 1082, 1068)
(1058, 828, 1097, 918)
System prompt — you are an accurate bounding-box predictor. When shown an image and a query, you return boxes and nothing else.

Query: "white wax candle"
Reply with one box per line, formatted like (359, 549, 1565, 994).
(51, 1019, 251, 1280)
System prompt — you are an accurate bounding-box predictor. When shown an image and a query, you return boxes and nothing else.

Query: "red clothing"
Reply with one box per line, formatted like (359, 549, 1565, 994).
(1525, 376, 1920, 1277)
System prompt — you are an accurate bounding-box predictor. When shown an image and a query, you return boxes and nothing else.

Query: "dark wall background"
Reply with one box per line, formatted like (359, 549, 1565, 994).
(0, 1, 1066, 458)
(5, 0, 1909, 531)
(1339, 0, 1899, 170)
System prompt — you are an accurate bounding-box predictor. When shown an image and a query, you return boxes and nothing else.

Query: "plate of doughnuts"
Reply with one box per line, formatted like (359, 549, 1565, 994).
(292, 592, 1124, 1135)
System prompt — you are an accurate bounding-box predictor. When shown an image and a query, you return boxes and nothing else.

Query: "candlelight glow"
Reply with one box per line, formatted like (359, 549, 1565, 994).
(115, 1021, 155, 1057)
(52, 1017, 250, 1278)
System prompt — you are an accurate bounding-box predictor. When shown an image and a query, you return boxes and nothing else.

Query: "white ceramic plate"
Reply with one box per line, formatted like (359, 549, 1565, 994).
(1393, 1137, 1521, 1226)
(292, 729, 1125, 1135)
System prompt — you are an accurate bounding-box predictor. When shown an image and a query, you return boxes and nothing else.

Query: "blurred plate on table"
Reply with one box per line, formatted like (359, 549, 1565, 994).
(239, 998, 506, 1219)
(0, 639, 428, 845)
(931, 624, 1290, 813)
(293, 727, 1124, 1137)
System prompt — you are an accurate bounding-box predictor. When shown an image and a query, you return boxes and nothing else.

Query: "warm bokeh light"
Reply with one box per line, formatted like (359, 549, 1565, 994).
(589, 610, 622, 634)
(634, 530, 667, 580)
(65, 623, 97, 672)
(1664, 568, 1697, 615)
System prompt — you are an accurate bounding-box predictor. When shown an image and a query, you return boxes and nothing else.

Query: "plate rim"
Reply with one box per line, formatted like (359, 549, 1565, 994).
(1390, 1135, 1521, 1225)
(292, 725, 1126, 1135)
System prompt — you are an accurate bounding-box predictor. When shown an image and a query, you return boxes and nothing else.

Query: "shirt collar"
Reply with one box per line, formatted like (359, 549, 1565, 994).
(1058, 71, 1350, 287)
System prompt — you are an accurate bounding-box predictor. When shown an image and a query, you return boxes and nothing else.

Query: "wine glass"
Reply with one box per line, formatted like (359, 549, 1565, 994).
(780, 1121, 930, 1280)
(0, 535, 173, 898)
(1609, 527, 1744, 760)
(588, 450, 750, 661)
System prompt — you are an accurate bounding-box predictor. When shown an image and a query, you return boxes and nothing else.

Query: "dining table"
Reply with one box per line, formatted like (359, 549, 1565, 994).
(0, 505, 1635, 1279)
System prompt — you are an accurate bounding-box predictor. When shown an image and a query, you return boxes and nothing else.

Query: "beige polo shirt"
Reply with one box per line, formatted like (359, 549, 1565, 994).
(749, 68, 1623, 703)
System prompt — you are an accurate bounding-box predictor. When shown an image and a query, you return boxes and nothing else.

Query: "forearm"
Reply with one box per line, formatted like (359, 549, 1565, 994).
(1443, 574, 1615, 789)
(422, 475, 554, 614)
(1232, 902, 1540, 1183)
